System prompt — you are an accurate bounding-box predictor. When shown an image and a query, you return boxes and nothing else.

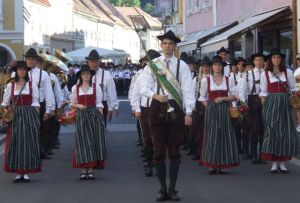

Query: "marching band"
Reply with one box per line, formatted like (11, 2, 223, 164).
(0, 30, 300, 202)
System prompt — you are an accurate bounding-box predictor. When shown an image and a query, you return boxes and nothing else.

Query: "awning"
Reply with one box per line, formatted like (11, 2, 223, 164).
(66, 46, 129, 62)
(201, 6, 290, 52)
(177, 21, 237, 52)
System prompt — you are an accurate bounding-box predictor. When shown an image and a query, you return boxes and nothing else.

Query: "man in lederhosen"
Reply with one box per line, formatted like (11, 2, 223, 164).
(140, 30, 195, 201)
(87, 50, 119, 126)
(24, 48, 55, 159)
(239, 53, 265, 164)
(131, 50, 161, 177)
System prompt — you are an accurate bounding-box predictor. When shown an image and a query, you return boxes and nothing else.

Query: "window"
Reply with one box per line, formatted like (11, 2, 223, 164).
(203, 0, 210, 9)
(279, 29, 292, 66)
(259, 32, 273, 56)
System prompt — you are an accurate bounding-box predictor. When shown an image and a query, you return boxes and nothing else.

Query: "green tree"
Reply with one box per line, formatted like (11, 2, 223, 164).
(144, 2, 154, 14)
(109, 0, 122, 6)
(121, 0, 141, 7)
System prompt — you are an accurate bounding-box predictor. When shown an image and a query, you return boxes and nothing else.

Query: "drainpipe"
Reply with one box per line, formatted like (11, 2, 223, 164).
(213, 0, 217, 26)
(292, 0, 297, 69)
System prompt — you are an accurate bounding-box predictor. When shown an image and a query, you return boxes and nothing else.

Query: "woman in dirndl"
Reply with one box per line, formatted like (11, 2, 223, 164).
(70, 65, 106, 180)
(260, 48, 299, 173)
(199, 56, 239, 174)
(1, 61, 41, 183)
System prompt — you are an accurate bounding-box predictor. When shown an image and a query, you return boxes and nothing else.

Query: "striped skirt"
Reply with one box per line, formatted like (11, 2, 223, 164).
(201, 102, 239, 169)
(4, 106, 41, 174)
(261, 93, 300, 161)
(73, 107, 106, 168)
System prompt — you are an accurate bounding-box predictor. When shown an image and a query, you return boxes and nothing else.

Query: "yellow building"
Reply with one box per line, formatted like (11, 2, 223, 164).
(0, 0, 24, 66)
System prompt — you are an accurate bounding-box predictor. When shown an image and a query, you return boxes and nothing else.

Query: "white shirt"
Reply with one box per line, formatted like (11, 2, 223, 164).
(70, 85, 104, 108)
(259, 69, 297, 97)
(93, 68, 119, 111)
(130, 69, 152, 112)
(294, 67, 300, 77)
(198, 75, 236, 102)
(49, 73, 64, 109)
(224, 63, 230, 77)
(239, 67, 263, 102)
(140, 55, 195, 114)
(1, 81, 40, 107)
(30, 67, 55, 113)
(192, 74, 209, 100)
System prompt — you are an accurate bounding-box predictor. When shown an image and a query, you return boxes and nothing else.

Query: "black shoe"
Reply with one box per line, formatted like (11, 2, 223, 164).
(278, 168, 289, 174)
(243, 155, 251, 160)
(48, 151, 54, 156)
(169, 191, 180, 201)
(53, 145, 60, 149)
(137, 141, 143, 146)
(156, 191, 169, 202)
(87, 172, 95, 180)
(13, 175, 23, 183)
(145, 167, 153, 177)
(80, 172, 87, 180)
(218, 169, 228, 174)
(209, 169, 218, 175)
(270, 169, 278, 174)
(23, 178, 31, 183)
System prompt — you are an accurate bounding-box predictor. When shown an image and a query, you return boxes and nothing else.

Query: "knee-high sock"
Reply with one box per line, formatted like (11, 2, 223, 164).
(169, 160, 180, 192)
(156, 162, 167, 192)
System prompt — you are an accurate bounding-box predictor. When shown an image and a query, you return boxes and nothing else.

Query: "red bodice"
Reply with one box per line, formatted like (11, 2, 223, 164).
(207, 76, 229, 101)
(265, 70, 288, 93)
(11, 81, 32, 106)
(76, 84, 96, 107)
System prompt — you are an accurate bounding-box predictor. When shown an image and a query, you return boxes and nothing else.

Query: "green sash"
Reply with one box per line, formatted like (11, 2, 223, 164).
(148, 58, 183, 110)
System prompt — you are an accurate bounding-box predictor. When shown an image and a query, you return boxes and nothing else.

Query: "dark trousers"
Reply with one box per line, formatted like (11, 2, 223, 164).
(149, 100, 184, 192)
(39, 102, 50, 156)
(140, 107, 153, 165)
(102, 101, 108, 127)
(149, 100, 184, 163)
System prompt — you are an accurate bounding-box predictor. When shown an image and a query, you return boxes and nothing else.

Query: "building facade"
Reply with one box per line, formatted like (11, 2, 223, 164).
(0, 0, 24, 66)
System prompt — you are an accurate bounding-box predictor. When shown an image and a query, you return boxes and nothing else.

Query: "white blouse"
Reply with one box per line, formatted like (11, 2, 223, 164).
(1, 81, 40, 107)
(259, 69, 297, 97)
(70, 85, 104, 108)
(198, 75, 236, 102)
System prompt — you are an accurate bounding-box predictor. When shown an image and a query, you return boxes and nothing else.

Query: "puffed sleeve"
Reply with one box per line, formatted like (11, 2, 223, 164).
(96, 85, 104, 108)
(31, 81, 40, 107)
(287, 69, 298, 92)
(259, 72, 268, 97)
(198, 78, 208, 102)
(69, 85, 78, 107)
(1, 82, 12, 107)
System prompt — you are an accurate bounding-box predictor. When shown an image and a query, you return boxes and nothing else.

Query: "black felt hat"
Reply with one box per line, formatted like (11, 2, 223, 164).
(216, 46, 230, 54)
(86, 50, 102, 60)
(147, 49, 161, 60)
(11, 61, 31, 72)
(157, 30, 181, 44)
(268, 48, 285, 58)
(229, 58, 237, 66)
(211, 55, 226, 66)
(235, 57, 246, 64)
(251, 53, 265, 61)
(200, 56, 211, 66)
(76, 65, 95, 78)
(243, 58, 254, 67)
(23, 48, 39, 58)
